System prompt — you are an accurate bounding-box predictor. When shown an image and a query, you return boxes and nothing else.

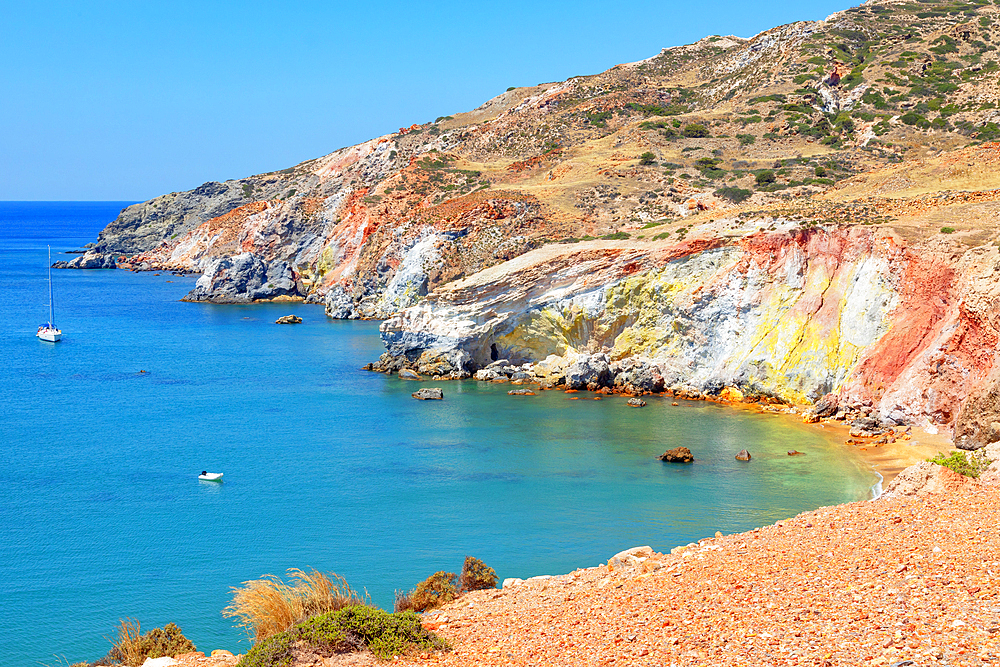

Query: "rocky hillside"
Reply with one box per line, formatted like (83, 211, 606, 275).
(62, 0, 1000, 443)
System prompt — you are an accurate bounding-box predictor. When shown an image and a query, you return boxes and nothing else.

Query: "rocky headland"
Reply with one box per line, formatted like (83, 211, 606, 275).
(59, 0, 1000, 450)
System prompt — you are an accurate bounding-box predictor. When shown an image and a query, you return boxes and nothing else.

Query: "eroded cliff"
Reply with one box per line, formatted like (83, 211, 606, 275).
(62, 0, 1000, 442)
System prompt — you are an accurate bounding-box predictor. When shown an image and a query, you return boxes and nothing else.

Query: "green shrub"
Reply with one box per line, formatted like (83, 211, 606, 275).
(459, 556, 498, 592)
(714, 186, 752, 203)
(755, 170, 776, 186)
(601, 231, 631, 240)
(108, 620, 196, 667)
(941, 226, 956, 234)
(238, 607, 448, 667)
(682, 123, 709, 138)
(736, 133, 756, 145)
(506, 86, 516, 92)
(638, 151, 657, 165)
(927, 450, 987, 478)
(395, 571, 457, 613)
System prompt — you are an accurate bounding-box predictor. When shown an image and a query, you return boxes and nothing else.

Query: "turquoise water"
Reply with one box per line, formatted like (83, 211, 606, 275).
(0, 203, 876, 666)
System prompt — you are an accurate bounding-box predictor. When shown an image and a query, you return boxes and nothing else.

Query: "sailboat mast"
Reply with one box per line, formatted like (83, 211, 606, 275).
(48, 245, 54, 328)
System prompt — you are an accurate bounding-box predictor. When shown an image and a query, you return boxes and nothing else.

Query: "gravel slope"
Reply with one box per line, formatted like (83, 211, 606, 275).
(406, 466, 1000, 667)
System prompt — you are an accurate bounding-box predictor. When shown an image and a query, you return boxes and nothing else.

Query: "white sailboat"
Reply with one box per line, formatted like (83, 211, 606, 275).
(37, 246, 62, 343)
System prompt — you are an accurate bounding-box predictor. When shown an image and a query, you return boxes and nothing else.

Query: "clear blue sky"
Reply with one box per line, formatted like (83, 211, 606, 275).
(1, 0, 850, 200)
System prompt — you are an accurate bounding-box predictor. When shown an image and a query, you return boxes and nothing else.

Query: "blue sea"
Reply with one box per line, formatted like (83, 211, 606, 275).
(0, 202, 876, 666)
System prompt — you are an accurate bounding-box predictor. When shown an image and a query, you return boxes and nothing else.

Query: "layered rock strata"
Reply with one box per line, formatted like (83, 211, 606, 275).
(377, 226, 1000, 435)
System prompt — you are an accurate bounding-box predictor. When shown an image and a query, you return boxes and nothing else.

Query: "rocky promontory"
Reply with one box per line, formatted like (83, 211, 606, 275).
(59, 0, 1000, 446)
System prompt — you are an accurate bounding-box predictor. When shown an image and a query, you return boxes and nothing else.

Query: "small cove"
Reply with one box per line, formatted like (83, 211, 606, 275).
(0, 203, 878, 666)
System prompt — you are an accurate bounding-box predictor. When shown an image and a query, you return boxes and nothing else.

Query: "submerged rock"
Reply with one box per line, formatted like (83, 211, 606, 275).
(412, 388, 444, 400)
(657, 446, 694, 463)
(508, 388, 536, 396)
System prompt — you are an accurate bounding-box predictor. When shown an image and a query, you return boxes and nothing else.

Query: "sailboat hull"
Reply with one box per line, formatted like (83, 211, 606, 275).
(37, 329, 61, 342)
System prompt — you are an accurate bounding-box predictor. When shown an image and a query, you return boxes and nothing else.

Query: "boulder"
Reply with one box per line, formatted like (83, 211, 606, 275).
(416, 348, 472, 378)
(787, 450, 805, 456)
(718, 386, 745, 402)
(508, 389, 535, 396)
(627, 397, 647, 407)
(53, 251, 118, 269)
(852, 416, 880, 431)
(566, 353, 612, 390)
(275, 315, 302, 324)
(412, 388, 443, 400)
(607, 546, 655, 572)
(183, 253, 300, 303)
(735, 449, 752, 461)
(812, 393, 839, 417)
(324, 284, 357, 319)
(954, 367, 1000, 449)
(881, 461, 976, 499)
(611, 359, 665, 394)
(657, 446, 694, 463)
(474, 368, 501, 381)
(802, 412, 820, 424)
(141, 658, 178, 667)
(399, 368, 421, 380)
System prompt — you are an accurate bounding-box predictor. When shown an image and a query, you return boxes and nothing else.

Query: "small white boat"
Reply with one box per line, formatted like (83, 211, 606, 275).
(37, 246, 62, 343)
(198, 471, 223, 481)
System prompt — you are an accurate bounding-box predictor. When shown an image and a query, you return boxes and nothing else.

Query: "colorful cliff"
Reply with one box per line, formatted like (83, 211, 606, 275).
(60, 0, 1000, 444)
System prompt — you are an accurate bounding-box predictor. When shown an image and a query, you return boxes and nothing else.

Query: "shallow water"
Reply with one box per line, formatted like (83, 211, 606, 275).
(0, 202, 876, 665)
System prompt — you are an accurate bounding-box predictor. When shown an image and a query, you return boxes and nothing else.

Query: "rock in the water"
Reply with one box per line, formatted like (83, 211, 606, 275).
(566, 353, 612, 390)
(508, 388, 535, 396)
(183, 252, 301, 303)
(787, 449, 805, 456)
(657, 446, 694, 463)
(399, 368, 422, 380)
(627, 397, 647, 407)
(611, 359, 665, 394)
(275, 315, 302, 324)
(412, 388, 443, 400)
(53, 251, 118, 269)
(735, 449, 752, 461)
(802, 412, 820, 424)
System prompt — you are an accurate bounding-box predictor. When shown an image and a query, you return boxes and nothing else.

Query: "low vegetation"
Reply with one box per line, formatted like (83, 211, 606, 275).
(223, 569, 368, 642)
(927, 450, 989, 478)
(396, 556, 499, 612)
(105, 620, 196, 667)
(237, 606, 448, 667)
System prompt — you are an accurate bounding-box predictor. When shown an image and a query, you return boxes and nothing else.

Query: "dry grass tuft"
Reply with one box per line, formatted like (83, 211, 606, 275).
(223, 568, 368, 642)
(111, 618, 144, 667)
